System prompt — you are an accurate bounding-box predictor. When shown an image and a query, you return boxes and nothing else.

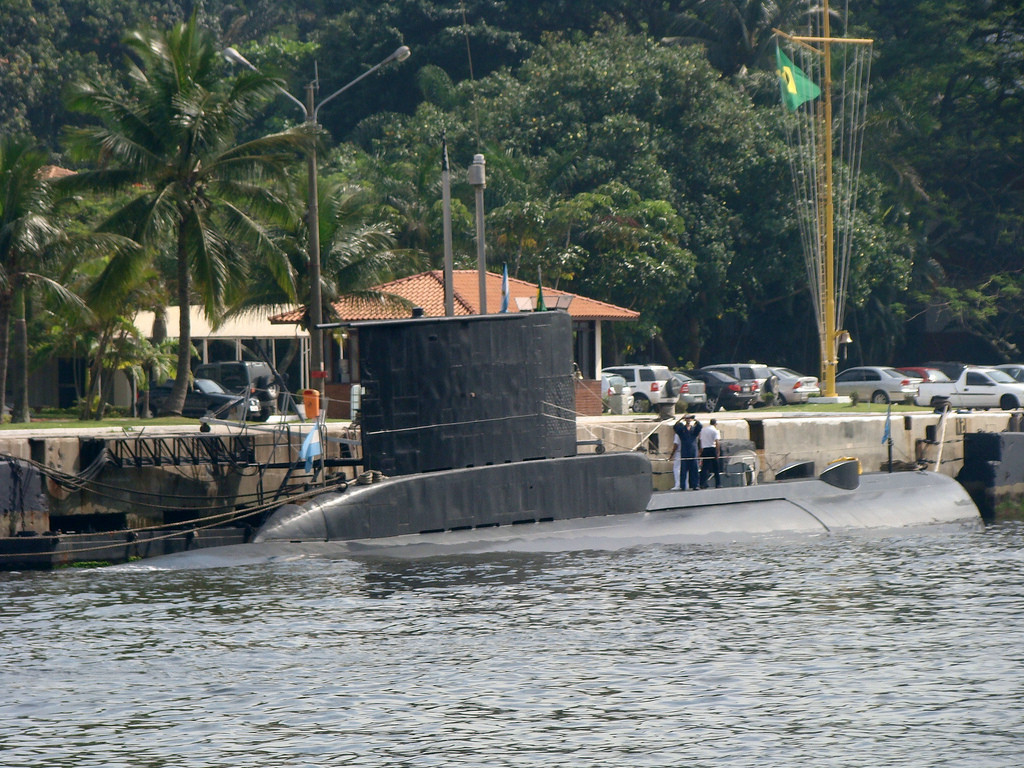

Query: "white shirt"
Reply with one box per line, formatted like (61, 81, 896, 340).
(699, 424, 720, 452)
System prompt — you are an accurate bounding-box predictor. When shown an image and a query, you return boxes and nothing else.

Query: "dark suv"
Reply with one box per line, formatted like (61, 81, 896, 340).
(193, 361, 280, 421)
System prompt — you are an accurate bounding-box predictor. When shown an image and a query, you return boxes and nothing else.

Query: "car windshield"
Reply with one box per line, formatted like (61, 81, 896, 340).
(986, 369, 1016, 384)
(880, 367, 907, 378)
(194, 363, 243, 389)
(773, 368, 801, 378)
(194, 379, 227, 394)
(709, 371, 738, 382)
(1001, 367, 1024, 381)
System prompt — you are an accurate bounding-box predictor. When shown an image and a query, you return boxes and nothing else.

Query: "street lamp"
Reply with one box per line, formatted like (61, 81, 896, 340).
(224, 44, 411, 394)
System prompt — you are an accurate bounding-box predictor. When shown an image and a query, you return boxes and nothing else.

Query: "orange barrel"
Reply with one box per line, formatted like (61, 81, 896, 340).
(302, 388, 320, 420)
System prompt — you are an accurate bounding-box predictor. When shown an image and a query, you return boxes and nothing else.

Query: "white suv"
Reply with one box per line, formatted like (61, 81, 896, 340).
(601, 365, 680, 413)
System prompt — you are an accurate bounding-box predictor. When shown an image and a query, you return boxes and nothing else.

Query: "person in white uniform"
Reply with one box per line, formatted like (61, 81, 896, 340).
(699, 418, 722, 489)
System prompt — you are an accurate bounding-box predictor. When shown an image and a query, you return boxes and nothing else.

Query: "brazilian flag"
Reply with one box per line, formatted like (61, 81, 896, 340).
(776, 45, 821, 110)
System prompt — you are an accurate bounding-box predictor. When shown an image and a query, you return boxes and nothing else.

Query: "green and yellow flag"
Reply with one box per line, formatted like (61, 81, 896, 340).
(776, 45, 821, 111)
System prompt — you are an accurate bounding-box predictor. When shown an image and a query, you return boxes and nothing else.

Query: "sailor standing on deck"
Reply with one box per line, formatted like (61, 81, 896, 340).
(699, 418, 722, 489)
(669, 414, 702, 490)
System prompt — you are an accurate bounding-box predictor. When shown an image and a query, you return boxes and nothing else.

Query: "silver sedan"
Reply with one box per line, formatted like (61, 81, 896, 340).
(769, 367, 821, 404)
(834, 366, 920, 404)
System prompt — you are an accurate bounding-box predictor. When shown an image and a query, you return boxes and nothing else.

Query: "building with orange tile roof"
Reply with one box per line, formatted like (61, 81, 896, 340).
(270, 269, 639, 389)
(74, 270, 637, 416)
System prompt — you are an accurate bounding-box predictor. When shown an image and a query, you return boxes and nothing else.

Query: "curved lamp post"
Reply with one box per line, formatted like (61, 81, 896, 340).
(224, 45, 411, 394)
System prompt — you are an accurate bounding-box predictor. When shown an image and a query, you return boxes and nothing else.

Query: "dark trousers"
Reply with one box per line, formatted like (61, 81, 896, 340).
(682, 456, 700, 489)
(700, 448, 721, 488)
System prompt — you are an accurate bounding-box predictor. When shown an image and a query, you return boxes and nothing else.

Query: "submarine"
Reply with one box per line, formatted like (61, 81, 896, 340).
(253, 311, 980, 547)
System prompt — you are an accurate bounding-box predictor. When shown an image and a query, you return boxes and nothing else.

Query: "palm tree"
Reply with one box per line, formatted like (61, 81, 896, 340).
(62, 15, 309, 416)
(0, 135, 87, 422)
(236, 175, 416, 343)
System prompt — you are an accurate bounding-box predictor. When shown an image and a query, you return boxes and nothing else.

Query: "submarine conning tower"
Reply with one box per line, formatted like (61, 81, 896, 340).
(354, 310, 578, 477)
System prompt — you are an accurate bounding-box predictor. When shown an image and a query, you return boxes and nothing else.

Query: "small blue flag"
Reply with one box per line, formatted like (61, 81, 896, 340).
(500, 263, 509, 313)
(881, 404, 891, 444)
(300, 426, 322, 472)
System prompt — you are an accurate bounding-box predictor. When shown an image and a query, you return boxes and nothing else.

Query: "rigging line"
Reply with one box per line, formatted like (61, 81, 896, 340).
(836, 44, 857, 321)
(363, 412, 538, 436)
(461, 1, 481, 140)
(835, 44, 872, 327)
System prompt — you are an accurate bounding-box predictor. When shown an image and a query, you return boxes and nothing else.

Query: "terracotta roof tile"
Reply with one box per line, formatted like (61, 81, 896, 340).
(270, 269, 639, 324)
(38, 165, 76, 180)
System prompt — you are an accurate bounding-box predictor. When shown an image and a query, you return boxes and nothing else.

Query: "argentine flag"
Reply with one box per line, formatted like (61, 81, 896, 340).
(300, 426, 322, 472)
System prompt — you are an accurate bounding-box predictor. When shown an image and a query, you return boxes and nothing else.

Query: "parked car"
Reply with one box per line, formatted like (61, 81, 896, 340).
(994, 364, 1024, 383)
(897, 366, 951, 383)
(701, 363, 771, 404)
(770, 367, 821, 404)
(670, 371, 707, 412)
(923, 361, 967, 380)
(915, 366, 1024, 410)
(683, 369, 758, 411)
(834, 366, 920, 404)
(600, 373, 634, 412)
(193, 360, 281, 421)
(144, 378, 258, 419)
(601, 365, 680, 413)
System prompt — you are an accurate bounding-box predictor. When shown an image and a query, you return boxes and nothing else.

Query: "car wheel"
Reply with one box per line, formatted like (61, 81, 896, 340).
(256, 406, 274, 422)
(778, 393, 789, 406)
(871, 390, 890, 405)
(1000, 394, 1020, 410)
(631, 394, 651, 413)
(704, 396, 718, 413)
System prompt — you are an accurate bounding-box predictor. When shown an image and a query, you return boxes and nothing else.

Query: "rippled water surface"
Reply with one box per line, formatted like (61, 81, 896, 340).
(3, 521, 1024, 767)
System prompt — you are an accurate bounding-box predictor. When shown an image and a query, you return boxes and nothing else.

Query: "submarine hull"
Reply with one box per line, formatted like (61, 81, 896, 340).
(256, 454, 979, 544)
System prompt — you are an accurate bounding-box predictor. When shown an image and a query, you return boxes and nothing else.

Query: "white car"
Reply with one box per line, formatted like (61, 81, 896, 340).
(915, 366, 1024, 410)
(770, 367, 821, 404)
(601, 365, 680, 413)
(834, 366, 920, 404)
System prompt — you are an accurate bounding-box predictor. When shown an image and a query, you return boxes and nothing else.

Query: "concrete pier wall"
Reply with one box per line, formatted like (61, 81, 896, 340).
(576, 410, 1021, 490)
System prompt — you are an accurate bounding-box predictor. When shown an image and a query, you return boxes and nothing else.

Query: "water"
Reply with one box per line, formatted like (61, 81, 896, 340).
(3, 520, 1024, 767)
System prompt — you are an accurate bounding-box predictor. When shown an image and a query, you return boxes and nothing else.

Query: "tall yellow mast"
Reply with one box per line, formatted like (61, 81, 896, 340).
(779, 2, 872, 398)
(822, 0, 837, 397)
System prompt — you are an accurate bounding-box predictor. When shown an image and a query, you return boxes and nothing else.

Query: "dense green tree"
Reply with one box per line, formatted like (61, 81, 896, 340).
(62, 16, 310, 416)
(3, 0, 1023, 377)
(853, 0, 1024, 361)
(366, 29, 798, 363)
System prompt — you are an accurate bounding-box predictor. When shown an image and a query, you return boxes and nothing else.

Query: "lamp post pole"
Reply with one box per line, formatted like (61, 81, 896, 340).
(224, 45, 411, 395)
(305, 81, 325, 392)
(468, 154, 487, 314)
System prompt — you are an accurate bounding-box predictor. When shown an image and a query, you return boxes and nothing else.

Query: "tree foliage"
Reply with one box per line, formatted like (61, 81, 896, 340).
(62, 15, 309, 415)
(1, 0, 1022, 402)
